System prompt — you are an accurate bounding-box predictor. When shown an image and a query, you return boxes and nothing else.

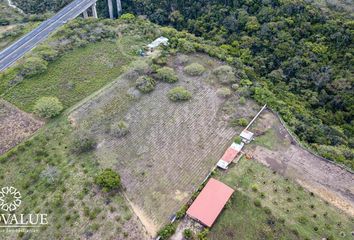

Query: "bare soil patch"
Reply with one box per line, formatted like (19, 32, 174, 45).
(70, 54, 259, 234)
(247, 110, 354, 216)
(0, 99, 43, 154)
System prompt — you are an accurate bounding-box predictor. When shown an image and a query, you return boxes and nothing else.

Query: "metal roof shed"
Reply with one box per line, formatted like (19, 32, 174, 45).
(187, 178, 234, 227)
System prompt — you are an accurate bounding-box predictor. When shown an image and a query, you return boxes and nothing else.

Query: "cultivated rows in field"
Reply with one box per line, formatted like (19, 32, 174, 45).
(0, 99, 43, 154)
(70, 54, 259, 231)
(248, 110, 354, 216)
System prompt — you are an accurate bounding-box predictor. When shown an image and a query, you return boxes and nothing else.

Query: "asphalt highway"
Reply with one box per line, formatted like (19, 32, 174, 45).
(0, 0, 97, 72)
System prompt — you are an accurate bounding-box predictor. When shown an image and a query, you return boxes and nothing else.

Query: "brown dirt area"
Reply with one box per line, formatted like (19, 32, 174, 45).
(0, 99, 43, 154)
(69, 54, 260, 236)
(247, 110, 354, 216)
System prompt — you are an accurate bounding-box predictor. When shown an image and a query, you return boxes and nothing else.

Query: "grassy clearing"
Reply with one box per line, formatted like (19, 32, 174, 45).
(211, 158, 354, 240)
(0, 118, 146, 239)
(69, 53, 259, 231)
(1, 35, 145, 112)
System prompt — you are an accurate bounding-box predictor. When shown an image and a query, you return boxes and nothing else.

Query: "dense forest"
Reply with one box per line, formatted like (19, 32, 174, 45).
(126, 0, 354, 167)
(6, 0, 354, 167)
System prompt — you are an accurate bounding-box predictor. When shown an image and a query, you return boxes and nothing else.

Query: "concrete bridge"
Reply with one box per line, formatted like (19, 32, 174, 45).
(0, 0, 122, 72)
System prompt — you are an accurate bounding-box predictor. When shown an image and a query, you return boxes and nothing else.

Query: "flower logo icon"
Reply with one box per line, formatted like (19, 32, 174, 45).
(0, 187, 21, 212)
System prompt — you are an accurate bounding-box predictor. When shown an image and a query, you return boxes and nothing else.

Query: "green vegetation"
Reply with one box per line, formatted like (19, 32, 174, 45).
(33, 96, 63, 118)
(71, 131, 96, 154)
(213, 65, 236, 84)
(136, 76, 156, 93)
(124, 0, 354, 168)
(157, 223, 177, 240)
(110, 120, 129, 137)
(216, 87, 232, 98)
(183, 228, 193, 239)
(184, 63, 205, 76)
(167, 86, 192, 102)
(156, 66, 178, 83)
(95, 168, 121, 192)
(0, 18, 154, 111)
(0, 119, 139, 239)
(210, 158, 354, 239)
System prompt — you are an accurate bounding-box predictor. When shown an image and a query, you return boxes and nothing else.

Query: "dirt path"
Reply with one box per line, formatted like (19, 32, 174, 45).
(247, 110, 354, 216)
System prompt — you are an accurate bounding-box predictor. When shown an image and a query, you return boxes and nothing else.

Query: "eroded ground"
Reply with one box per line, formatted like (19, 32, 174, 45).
(0, 99, 43, 154)
(247, 110, 354, 216)
(70, 54, 259, 235)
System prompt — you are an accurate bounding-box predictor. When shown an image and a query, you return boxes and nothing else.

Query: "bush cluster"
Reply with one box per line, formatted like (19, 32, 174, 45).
(184, 63, 205, 76)
(111, 121, 129, 137)
(156, 67, 178, 83)
(158, 223, 177, 240)
(213, 65, 236, 84)
(167, 86, 192, 101)
(135, 76, 156, 93)
(95, 168, 121, 192)
(33, 96, 63, 118)
(216, 87, 232, 98)
(72, 131, 96, 154)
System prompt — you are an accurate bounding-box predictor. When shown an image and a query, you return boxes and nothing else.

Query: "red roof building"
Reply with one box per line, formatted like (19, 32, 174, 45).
(187, 178, 234, 227)
(221, 147, 238, 163)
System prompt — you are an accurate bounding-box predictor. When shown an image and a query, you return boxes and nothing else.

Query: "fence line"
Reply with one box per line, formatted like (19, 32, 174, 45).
(268, 108, 354, 174)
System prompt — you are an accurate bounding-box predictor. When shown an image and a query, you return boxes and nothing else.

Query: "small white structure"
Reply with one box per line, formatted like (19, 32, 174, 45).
(240, 130, 254, 143)
(147, 36, 169, 51)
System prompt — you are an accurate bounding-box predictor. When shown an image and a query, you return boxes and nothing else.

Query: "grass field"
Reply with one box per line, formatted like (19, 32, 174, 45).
(1, 35, 145, 112)
(69, 53, 260, 234)
(210, 158, 354, 240)
(0, 118, 148, 239)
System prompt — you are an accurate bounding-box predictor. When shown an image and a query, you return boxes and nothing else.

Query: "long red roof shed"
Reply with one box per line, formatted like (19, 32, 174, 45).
(221, 147, 238, 163)
(187, 178, 234, 227)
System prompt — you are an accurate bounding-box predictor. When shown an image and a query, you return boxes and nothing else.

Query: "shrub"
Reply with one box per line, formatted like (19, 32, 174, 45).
(298, 216, 308, 224)
(184, 63, 205, 76)
(111, 121, 129, 137)
(120, 13, 135, 20)
(239, 96, 246, 105)
(237, 118, 248, 127)
(213, 65, 236, 84)
(177, 39, 196, 53)
(234, 136, 242, 144)
(254, 199, 261, 207)
(197, 228, 209, 240)
(135, 76, 156, 93)
(33, 97, 63, 118)
(95, 169, 121, 192)
(176, 205, 188, 219)
(216, 87, 232, 98)
(72, 131, 96, 153)
(167, 87, 192, 101)
(156, 67, 178, 83)
(183, 229, 193, 239)
(158, 223, 176, 240)
(251, 184, 258, 192)
(20, 56, 48, 77)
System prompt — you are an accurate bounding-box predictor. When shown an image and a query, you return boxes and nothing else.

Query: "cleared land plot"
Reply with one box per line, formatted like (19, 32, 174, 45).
(0, 99, 43, 154)
(248, 110, 354, 216)
(70, 53, 259, 234)
(210, 158, 354, 240)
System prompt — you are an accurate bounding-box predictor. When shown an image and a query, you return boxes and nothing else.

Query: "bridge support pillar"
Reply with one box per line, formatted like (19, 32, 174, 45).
(91, 3, 98, 18)
(107, 0, 114, 19)
(83, 10, 89, 19)
(116, 0, 122, 17)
